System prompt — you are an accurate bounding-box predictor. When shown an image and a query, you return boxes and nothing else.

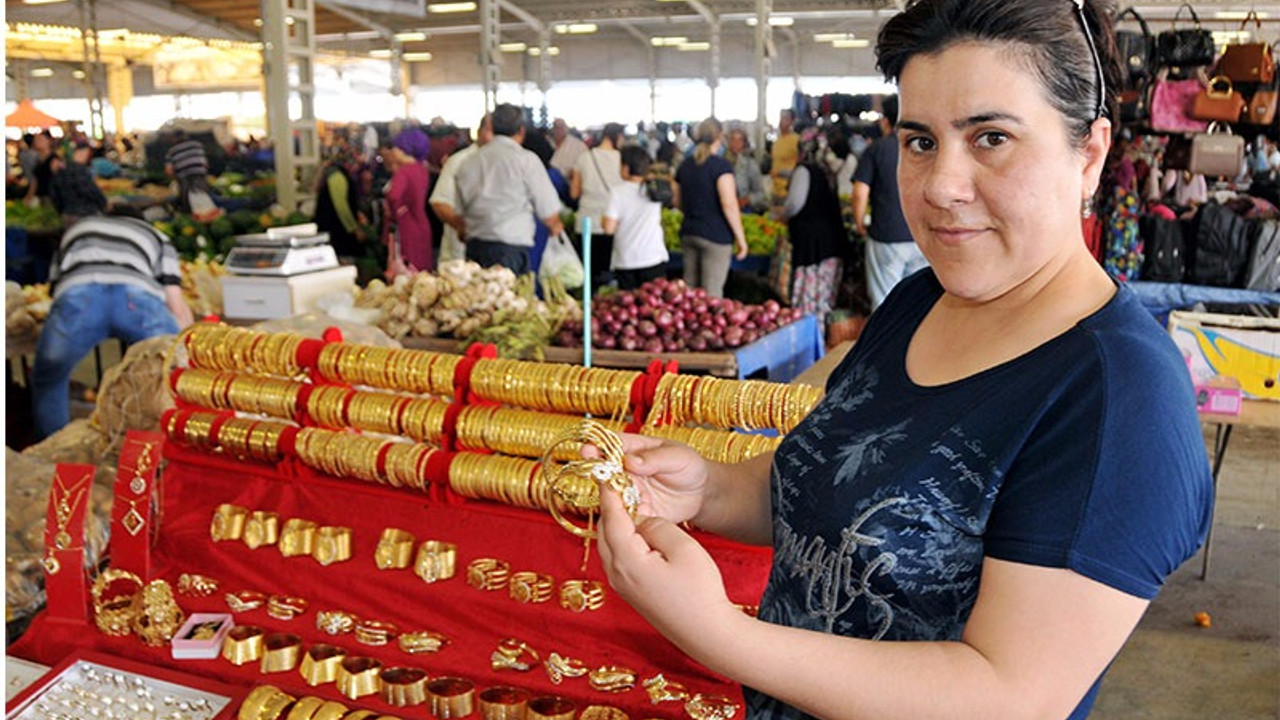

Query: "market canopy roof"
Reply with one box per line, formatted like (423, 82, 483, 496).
(6, 99, 60, 129)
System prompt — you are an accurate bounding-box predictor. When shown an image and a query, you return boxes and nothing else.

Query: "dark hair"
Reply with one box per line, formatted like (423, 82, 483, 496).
(881, 95, 899, 129)
(601, 123, 625, 147)
(522, 127, 555, 168)
(620, 145, 651, 177)
(491, 104, 525, 137)
(875, 0, 1121, 146)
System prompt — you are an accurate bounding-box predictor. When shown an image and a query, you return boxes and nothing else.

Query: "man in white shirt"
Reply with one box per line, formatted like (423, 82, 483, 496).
(549, 118, 588, 178)
(571, 122, 624, 288)
(454, 104, 564, 274)
(602, 145, 668, 290)
(430, 113, 492, 263)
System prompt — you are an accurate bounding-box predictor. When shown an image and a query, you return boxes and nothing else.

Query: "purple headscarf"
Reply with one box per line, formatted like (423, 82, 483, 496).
(392, 128, 431, 162)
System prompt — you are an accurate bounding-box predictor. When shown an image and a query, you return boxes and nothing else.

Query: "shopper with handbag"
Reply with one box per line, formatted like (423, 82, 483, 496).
(571, 123, 625, 289)
(602, 146, 669, 290)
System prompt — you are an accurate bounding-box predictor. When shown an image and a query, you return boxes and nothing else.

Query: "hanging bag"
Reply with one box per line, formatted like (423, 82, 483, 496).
(1245, 84, 1280, 125)
(1188, 122, 1246, 178)
(538, 230, 584, 290)
(1151, 69, 1210, 132)
(1157, 4, 1216, 68)
(1215, 12, 1275, 84)
(1115, 7, 1156, 84)
(1191, 76, 1247, 123)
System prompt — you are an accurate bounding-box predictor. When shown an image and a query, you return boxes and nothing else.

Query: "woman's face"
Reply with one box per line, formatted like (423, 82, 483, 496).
(896, 42, 1109, 302)
(728, 131, 747, 154)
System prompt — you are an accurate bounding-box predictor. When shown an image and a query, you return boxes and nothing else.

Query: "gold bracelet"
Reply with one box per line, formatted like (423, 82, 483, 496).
(260, 632, 302, 674)
(490, 638, 539, 671)
(354, 619, 399, 647)
(226, 590, 267, 613)
(211, 504, 249, 542)
(579, 706, 630, 720)
(283, 696, 326, 720)
(508, 571, 554, 604)
(313, 525, 353, 566)
(375, 528, 416, 570)
(587, 665, 637, 693)
(544, 652, 588, 684)
(335, 656, 383, 700)
(222, 625, 265, 666)
(684, 694, 741, 720)
(243, 511, 280, 550)
(299, 644, 347, 686)
(398, 630, 449, 654)
(466, 557, 510, 591)
(427, 677, 475, 720)
(526, 695, 577, 720)
(478, 686, 530, 720)
(309, 700, 351, 720)
(642, 674, 690, 703)
(316, 609, 359, 636)
(238, 685, 295, 720)
(379, 667, 429, 707)
(279, 518, 318, 557)
(91, 568, 143, 637)
(558, 579, 605, 612)
(266, 594, 308, 621)
(414, 541, 458, 583)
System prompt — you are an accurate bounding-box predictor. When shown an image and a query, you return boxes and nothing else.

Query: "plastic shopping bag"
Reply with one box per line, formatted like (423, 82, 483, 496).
(539, 231, 584, 290)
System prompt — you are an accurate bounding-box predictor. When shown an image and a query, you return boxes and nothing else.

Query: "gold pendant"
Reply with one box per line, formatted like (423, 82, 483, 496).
(42, 553, 60, 575)
(130, 476, 146, 495)
(122, 505, 145, 536)
(55, 531, 72, 549)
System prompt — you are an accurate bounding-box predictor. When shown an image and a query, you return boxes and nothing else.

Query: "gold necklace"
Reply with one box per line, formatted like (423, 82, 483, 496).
(44, 470, 89, 574)
(127, 441, 155, 495)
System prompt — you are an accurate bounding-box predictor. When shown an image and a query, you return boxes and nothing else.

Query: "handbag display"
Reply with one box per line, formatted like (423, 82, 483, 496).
(1191, 76, 1246, 123)
(1151, 73, 1210, 132)
(1245, 88, 1279, 125)
(1214, 12, 1275, 84)
(1119, 84, 1150, 124)
(1188, 123, 1245, 178)
(1115, 7, 1156, 85)
(1157, 4, 1216, 68)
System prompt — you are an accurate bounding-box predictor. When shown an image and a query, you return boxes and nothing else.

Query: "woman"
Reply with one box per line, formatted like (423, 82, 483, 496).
(596, 3, 1213, 720)
(726, 126, 769, 214)
(602, 145, 668, 290)
(781, 140, 845, 321)
(383, 128, 433, 275)
(313, 147, 365, 262)
(675, 118, 749, 298)
(571, 122, 624, 289)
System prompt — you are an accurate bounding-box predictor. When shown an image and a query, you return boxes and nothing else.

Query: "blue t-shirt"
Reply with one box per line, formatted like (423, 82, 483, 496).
(676, 154, 735, 245)
(747, 269, 1213, 720)
(852, 133, 914, 243)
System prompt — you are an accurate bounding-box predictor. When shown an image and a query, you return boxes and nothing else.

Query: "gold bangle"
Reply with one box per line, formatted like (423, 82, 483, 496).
(299, 644, 347, 686)
(91, 568, 143, 637)
(642, 674, 690, 703)
(427, 677, 475, 720)
(526, 696, 577, 720)
(588, 665, 637, 694)
(243, 511, 280, 550)
(354, 619, 399, 647)
(238, 685, 295, 720)
(283, 696, 326, 720)
(544, 652, 588, 684)
(683, 694, 741, 720)
(490, 637, 539, 671)
(375, 528, 416, 570)
(222, 625, 265, 666)
(279, 518, 318, 557)
(211, 503, 249, 541)
(478, 687, 530, 720)
(343, 712, 380, 720)
(398, 630, 450, 654)
(316, 609, 360, 636)
(266, 594, 308, 621)
(260, 632, 302, 674)
(313, 525, 353, 566)
(335, 656, 383, 700)
(131, 579, 185, 647)
(466, 557, 510, 591)
(310, 701, 351, 720)
(226, 590, 267, 613)
(508, 571, 554, 604)
(414, 541, 458, 583)
(558, 579, 605, 612)
(580, 706, 630, 720)
(379, 667, 429, 707)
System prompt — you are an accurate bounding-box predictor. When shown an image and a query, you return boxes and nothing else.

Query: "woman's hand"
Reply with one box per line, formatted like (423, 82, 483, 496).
(606, 434, 712, 525)
(734, 237, 750, 260)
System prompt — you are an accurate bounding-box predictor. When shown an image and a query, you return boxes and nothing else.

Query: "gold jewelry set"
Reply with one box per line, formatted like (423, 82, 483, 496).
(180, 325, 304, 377)
(647, 373, 822, 434)
(315, 342, 460, 396)
(43, 469, 90, 575)
(237, 684, 408, 720)
(210, 504, 352, 566)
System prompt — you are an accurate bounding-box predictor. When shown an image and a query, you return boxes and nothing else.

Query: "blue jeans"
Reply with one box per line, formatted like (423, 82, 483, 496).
(33, 284, 178, 439)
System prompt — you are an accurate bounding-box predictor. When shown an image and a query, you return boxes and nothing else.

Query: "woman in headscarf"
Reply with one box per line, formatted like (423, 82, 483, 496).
(383, 128, 433, 275)
(781, 136, 846, 322)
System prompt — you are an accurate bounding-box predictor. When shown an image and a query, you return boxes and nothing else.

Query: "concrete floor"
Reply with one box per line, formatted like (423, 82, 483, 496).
(1092, 423, 1280, 720)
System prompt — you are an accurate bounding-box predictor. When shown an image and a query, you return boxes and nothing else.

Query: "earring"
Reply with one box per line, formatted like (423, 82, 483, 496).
(1081, 197, 1093, 219)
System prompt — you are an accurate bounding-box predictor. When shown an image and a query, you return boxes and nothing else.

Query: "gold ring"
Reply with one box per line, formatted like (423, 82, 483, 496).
(508, 571, 554, 604)
(335, 656, 383, 700)
(375, 528, 417, 570)
(398, 630, 450, 654)
(414, 541, 458, 583)
(580, 706, 630, 720)
(316, 609, 359, 636)
(299, 643, 347, 686)
(283, 696, 327, 720)
(243, 510, 280, 549)
(684, 694, 741, 720)
(176, 573, 219, 597)
(221, 625, 265, 666)
(466, 557, 510, 591)
(354, 619, 400, 646)
(558, 579, 605, 612)
(588, 665, 637, 693)
(490, 637, 540, 671)
(427, 677, 475, 719)
(260, 632, 302, 674)
(478, 686, 530, 720)
(238, 685, 295, 720)
(544, 652, 588, 684)
(211, 503, 248, 542)
(642, 674, 690, 703)
(526, 696, 577, 720)
(379, 667, 429, 707)
(313, 526, 353, 566)
(225, 590, 267, 613)
(309, 700, 351, 720)
(279, 518, 318, 557)
(266, 594, 309, 621)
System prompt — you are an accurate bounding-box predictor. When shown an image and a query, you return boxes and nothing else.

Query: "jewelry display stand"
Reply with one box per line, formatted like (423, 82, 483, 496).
(42, 463, 93, 623)
(110, 431, 164, 580)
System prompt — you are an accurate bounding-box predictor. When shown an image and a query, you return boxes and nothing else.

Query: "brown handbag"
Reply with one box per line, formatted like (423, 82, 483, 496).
(1245, 89, 1279, 125)
(1192, 76, 1247, 123)
(1189, 123, 1245, 178)
(1215, 12, 1275, 84)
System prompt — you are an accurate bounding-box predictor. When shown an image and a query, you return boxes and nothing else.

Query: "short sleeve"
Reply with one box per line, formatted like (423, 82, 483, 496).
(852, 142, 878, 186)
(605, 185, 623, 220)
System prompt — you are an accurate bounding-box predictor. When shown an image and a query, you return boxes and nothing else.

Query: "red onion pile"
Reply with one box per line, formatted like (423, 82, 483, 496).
(554, 278, 804, 352)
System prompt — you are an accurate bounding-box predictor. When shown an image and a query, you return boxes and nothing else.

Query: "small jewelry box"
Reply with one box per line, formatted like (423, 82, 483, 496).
(171, 613, 235, 660)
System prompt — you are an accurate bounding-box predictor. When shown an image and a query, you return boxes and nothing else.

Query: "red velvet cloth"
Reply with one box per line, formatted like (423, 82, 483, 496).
(10, 441, 773, 717)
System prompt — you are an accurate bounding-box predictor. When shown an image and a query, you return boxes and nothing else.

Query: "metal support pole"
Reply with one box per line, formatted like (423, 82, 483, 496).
(78, 0, 105, 138)
(262, 0, 318, 212)
(754, 0, 773, 160)
(537, 26, 552, 115)
(708, 19, 720, 117)
(480, 0, 501, 110)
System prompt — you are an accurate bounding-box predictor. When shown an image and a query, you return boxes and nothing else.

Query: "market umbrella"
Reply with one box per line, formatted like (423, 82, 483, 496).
(6, 99, 60, 129)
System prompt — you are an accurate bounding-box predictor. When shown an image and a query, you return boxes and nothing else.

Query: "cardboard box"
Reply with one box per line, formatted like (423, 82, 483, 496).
(1168, 311, 1280, 401)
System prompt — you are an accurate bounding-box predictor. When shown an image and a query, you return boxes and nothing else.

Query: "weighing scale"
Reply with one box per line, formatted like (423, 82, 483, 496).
(224, 223, 339, 276)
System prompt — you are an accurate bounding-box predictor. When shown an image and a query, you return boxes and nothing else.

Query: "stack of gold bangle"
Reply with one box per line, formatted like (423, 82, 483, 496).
(384, 442, 433, 491)
(175, 369, 303, 421)
(307, 386, 354, 429)
(642, 424, 781, 464)
(470, 359, 640, 418)
(398, 396, 449, 445)
(648, 373, 824, 434)
(454, 406, 626, 461)
(346, 390, 412, 436)
(448, 452, 541, 509)
(183, 326, 304, 377)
